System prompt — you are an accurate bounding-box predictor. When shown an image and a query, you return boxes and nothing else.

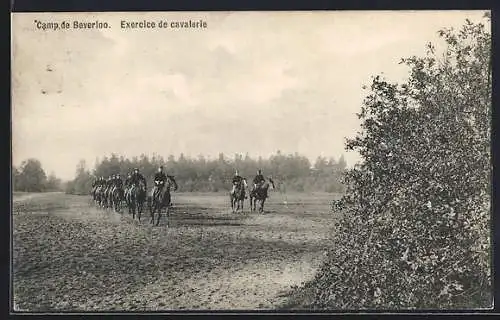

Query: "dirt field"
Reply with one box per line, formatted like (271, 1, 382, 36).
(12, 191, 339, 311)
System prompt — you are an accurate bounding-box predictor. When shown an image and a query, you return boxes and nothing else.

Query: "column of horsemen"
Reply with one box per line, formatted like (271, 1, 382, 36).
(91, 166, 275, 215)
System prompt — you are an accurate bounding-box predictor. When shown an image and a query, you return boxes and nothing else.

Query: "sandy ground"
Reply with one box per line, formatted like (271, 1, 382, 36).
(12, 191, 338, 311)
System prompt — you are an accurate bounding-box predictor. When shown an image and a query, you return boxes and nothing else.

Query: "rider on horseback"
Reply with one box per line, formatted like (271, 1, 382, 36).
(131, 168, 146, 184)
(124, 173, 132, 195)
(253, 169, 267, 197)
(151, 166, 169, 205)
(231, 170, 245, 197)
(115, 174, 123, 192)
(110, 174, 116, 193)
(91, 177, 99, 195)
(130, 168, 147, 194)
(105, 176, 112, 192)
(95, 177, 103, 192)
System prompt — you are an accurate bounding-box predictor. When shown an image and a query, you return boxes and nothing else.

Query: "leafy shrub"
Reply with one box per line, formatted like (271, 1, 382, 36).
(308, 16, 491, 309)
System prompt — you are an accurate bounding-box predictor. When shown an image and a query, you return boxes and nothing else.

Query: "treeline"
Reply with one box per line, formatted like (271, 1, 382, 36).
(13, 158, 63, 192)
(65, 151, 348, 195)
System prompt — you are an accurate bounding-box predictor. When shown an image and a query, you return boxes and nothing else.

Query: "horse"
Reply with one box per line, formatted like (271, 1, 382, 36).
(111, 186, 124, 212)
(91, 185, 99, 203)
(150, 175, 178, 226)
(101, 186, 109, 208)
(126, 182, 147, 220)
(104, 186, 114, 209)
(230, 179, 247, 213)
(99, 186, 107, 208)
(249, 178, 275, 213)
(93, 186, 102, 206)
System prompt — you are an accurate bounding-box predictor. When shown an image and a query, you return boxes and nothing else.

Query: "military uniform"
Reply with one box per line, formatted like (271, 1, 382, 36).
(130, 172, 147, 187)
(152, 171, 167, 197)
(231, 173, 245, 195)
(253, 174, 265, 187)
(252, 172, 267, 197)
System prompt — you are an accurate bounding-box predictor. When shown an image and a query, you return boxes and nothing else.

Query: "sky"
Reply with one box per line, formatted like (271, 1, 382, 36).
(12, 11, 488, 180)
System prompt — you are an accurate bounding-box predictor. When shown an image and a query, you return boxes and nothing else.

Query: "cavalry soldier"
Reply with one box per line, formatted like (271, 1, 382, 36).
(98, 177, 105, 192)
(91, 177, 99, 194)
(130, 168, 147, 188)
(115, 174, 123, 189)
(114, 174, 124, 199)
(253, 169, 265, 189)
(152, 166, 168, 198)
(125, 173, 132, 188)
(128, 168, 147, 200)
(107, 176, 114, 193)
(231, 170, 245, 196)
(91, 177, 98, 188)
(110, 174, 117, 193)
(124, 173, 132, 195)
(252, 169, 268, 197)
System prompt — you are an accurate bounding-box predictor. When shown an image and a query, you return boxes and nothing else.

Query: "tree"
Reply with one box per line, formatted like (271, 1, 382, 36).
(45, 172, 62, 191)
(308, 16, 491, 309)
(12, 166, 20, 191)
(66, 159, 93, 195)
(67, 150, 348, 194)
(15, 158, 47, 192)
(337, 154, 347, 170)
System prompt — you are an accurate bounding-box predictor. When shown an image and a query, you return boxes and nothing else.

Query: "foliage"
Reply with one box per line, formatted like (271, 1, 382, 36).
(65, 160, 94, 195)
(65, 151, 348, 194)
(44, 172, 63, 191)
(308, 17, 491, 309)
(13, 159, 46, 192)
(12, 158, 63, 192)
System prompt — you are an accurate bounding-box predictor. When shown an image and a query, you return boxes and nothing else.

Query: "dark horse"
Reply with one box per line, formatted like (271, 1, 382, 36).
(249, 178, 275, 213)
(94, 186, 103, 207)
(126, 181, 147, 220)
(111, 186, 124, 212)
(104, 186, 113, 209)
(230, 178, 247, 213)
(92, 185, 99, 204)
(98, 186, 106, 208)
(150, 175, 178, 226)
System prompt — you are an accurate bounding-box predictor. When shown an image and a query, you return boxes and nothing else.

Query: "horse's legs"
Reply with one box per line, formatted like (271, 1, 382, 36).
(164, 205, 170, 227)
(150, 203, 155, 224)
(132, 199, 136, 220)
(137, 200, 142, 221)
(156, 204, 162, 226)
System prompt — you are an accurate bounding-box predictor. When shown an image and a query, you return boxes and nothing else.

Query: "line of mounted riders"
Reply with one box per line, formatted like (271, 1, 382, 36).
(91, 166, 275, 226)
(91, 166, 177, 226)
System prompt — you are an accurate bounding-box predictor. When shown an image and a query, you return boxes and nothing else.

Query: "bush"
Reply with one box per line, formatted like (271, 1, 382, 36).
(307, 16, 491, 309)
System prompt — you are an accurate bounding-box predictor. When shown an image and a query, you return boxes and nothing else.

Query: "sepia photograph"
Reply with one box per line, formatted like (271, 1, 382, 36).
(11, 10, 492, 312)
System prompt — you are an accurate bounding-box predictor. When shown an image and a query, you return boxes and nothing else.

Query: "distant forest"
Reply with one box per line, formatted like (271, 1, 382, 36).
(13, 158, 63, 192)
(66, 151, 348, 195)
